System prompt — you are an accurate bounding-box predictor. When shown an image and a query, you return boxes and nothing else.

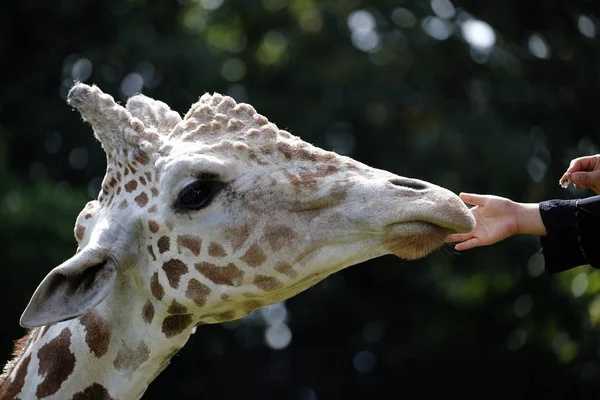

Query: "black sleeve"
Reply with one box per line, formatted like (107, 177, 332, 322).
(539, 196, 600, 273)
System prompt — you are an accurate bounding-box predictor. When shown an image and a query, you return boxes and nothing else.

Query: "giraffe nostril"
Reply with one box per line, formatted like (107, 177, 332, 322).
(389, 178, 429, 191)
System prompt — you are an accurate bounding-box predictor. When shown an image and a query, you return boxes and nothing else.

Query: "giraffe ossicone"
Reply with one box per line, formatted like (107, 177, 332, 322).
(1, 83, 474, 399)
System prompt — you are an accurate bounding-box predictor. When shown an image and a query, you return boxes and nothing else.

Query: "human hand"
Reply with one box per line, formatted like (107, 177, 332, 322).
(444, 193, 520, 251)
(560, 154, 600, 194)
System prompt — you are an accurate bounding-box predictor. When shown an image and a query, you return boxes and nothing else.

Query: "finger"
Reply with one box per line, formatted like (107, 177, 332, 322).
(570, 170, 600, 187)
(458, 192, 489, 207)
(567, 156, 597, 174)
(454, 238, 480, 251)
(445, 233, 473, 243)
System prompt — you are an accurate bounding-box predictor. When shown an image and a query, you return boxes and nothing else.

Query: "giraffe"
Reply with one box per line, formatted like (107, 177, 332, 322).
(0, 83, 474, 399)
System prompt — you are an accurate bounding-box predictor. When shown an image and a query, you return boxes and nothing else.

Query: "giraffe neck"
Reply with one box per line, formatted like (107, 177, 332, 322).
(0, 274, 195, 400)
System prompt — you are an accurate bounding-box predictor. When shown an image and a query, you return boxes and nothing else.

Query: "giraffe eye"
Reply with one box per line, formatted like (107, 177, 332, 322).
(175, 180, 222, 211)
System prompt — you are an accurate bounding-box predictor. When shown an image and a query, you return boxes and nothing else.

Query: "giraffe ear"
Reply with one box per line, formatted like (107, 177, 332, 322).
(20, 251, 116, 328)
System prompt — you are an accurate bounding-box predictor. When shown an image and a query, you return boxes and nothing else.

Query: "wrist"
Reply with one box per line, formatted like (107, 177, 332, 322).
(515, 202, 546, 236)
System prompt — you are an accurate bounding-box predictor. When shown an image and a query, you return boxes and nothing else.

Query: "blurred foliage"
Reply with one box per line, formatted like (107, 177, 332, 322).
(2, 0, 600, 398)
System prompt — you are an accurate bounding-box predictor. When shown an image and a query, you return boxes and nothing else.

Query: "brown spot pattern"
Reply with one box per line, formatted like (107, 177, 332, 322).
(208, 242, 227, 258)
(186, 278, 211, 307)
(150, 272, 165, 300)
(0, 354, 31, 399)
(224, 224, 251, 252)
(264, 224, 297, 251)
(134, 152, 150, 165)
(148, 205, 158, 213)
(139, 176, 147, 185)
(195, 262, 244, 286)
(243, 300, 263, 313)
(151, 187, 159, 197)
(162, 315, 193, 338)
(177, 235, 202, 256)
(157, 236, 170, 254)
(148, 245, 156, 261)
(218, 311, 236, 321)
(124, 180, 138, 193)
(75, 225, 85, 241)
(79, 310, 111, 358)
(135, 192, 149, 207)
(241, 243, 267, 267)
(118, 199, 128, 209)
(148, 220, 160, 233)
(72, 383, 115, 400)
(275, 262, 297, 278)
(168, 300, 188, 314)
(142, 300, 155, 324)
(254, 275, 284, 291)
(113, 341, 150, 373)
(162, 259, 188, 288)
(35, 328, 75, 398)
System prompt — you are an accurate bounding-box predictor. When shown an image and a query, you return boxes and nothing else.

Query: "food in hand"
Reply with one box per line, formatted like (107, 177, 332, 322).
(559, 172, 571, 188)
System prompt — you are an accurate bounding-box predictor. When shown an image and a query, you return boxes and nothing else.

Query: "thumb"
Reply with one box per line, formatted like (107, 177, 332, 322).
(571, 170, 600, 186)
(459, 192, 488, 207)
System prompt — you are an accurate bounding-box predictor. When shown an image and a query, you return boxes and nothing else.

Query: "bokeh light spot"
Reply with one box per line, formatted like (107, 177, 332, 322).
(513, 294, 532, 318)
(526, 155, 547, 183)
(71, 58, 93, 82)
(572, 272, 589, 297)
(265, 323, 292, 350)
(256, 31, 289, 66)
(353, 350, 376, 373)
(200, 0, 223, 11)
(182, 7, 206, 33)
(431, 0, 456, 20)
(528, 34, 550, 59)
(348, 10, 376, 34)
(260, 302, 288, 326)
(348, 10, 381, 53)
(69, 147, 89, 170)
(422, 16, 452, 40)
(578, 15, 596, 38)
(221, 58, 247, 82)
(5, 191, 23, 214)
(391, 7, 416, 28)
(527, 252, 545, 277)
(461, 19, 495, 50)
(121, 73, 144, 98)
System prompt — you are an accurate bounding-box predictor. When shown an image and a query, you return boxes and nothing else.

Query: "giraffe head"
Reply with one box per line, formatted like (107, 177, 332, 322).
(20, 83, 474, 333)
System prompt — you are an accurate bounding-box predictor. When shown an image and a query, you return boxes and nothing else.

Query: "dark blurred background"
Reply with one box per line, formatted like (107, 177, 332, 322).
(2, 0, 600, 399)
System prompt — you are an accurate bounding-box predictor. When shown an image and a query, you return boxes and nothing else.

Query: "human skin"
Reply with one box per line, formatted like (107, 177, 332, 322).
(447, 154, 600, 251)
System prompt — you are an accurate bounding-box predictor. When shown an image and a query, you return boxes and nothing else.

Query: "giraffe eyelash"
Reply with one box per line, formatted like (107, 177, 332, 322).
(173, 180, 225, 213)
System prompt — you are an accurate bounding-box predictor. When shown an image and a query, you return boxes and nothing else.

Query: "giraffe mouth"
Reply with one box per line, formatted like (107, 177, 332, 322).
(382, 221, 450, 260)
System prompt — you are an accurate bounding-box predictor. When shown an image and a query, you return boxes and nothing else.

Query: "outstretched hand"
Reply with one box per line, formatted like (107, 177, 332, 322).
(445, 193, 520, 251)
(562, 154, 600, 194)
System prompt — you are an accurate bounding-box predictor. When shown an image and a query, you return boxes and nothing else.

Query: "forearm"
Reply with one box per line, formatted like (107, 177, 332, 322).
(515, 202, 546, 236)
(539, 197, 600, 272)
